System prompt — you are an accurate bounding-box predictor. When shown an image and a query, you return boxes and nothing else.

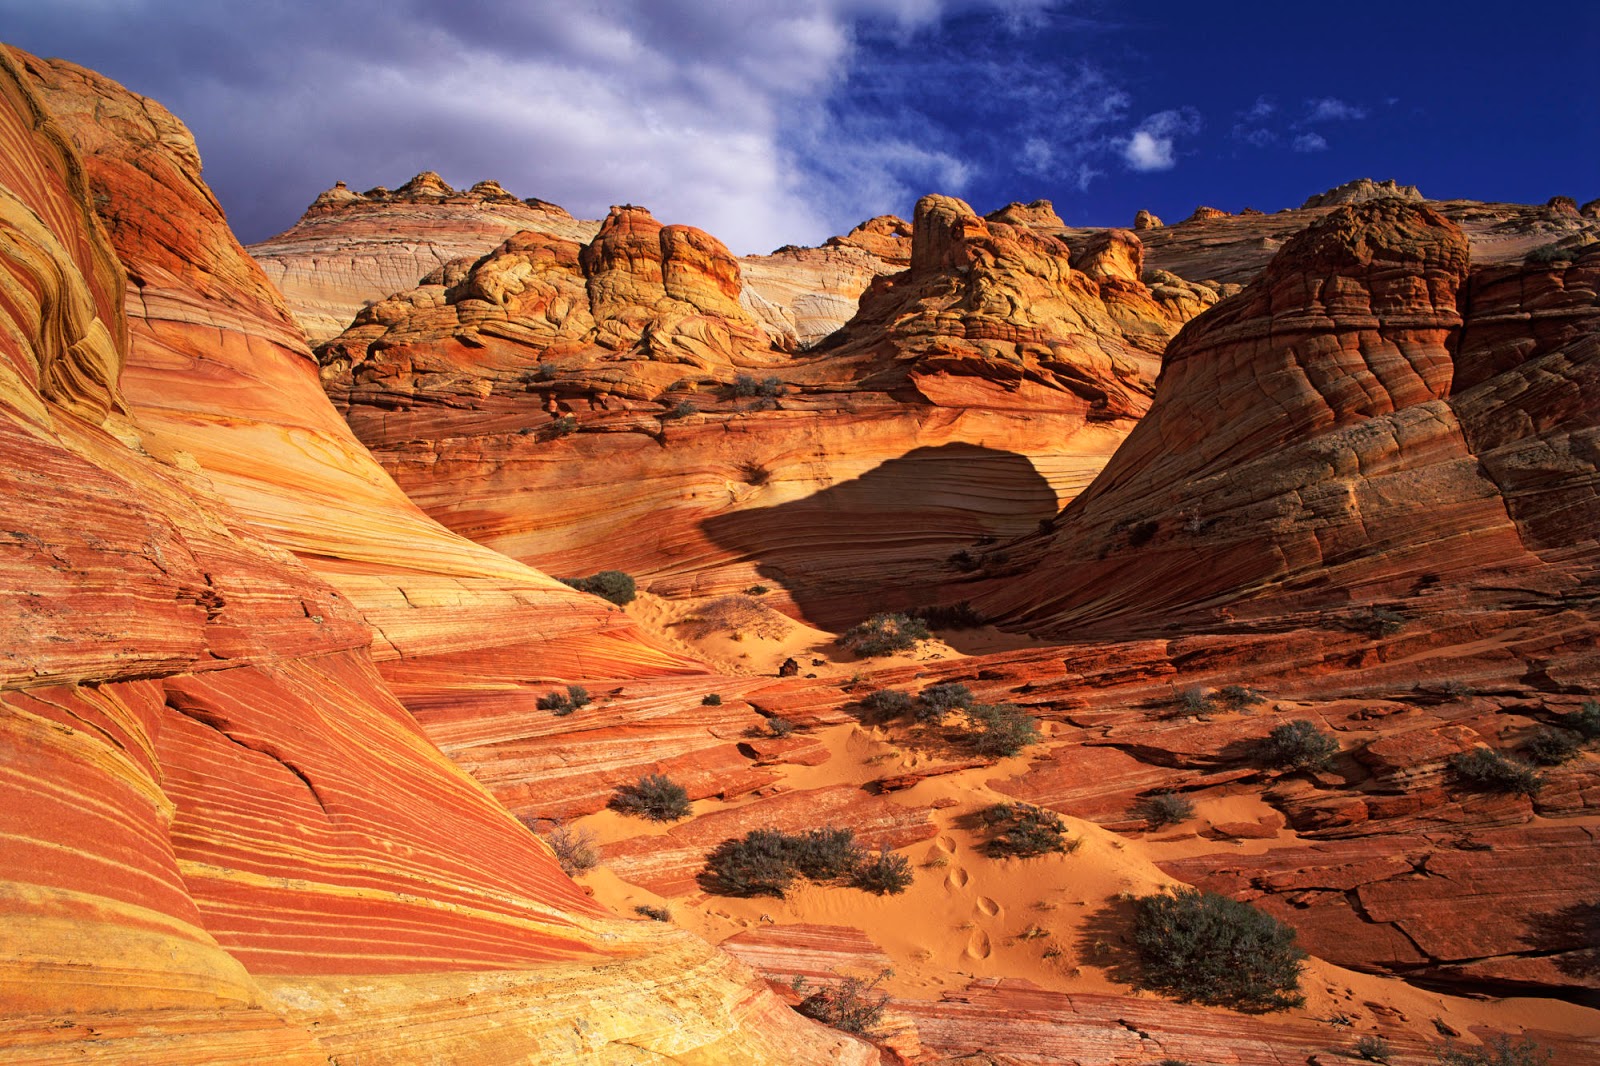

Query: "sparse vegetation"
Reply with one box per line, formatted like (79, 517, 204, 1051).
(660, 400, 696, 420)
(560, 570, 637, 605)
(1175, 686, 1215, 715)
(918, 682, 973, 721)
(701, 693, 723, 706)
(791, 969, 892, 1036)
(980, 802, 1073, 858)
(529, 819, 599, 876)
(1216, 684, 1266, 710)
(1569, 699, 1600, 740)
(1355, 1034, 1393, 1062)
(1431, 1034, 1553, 1066)
(538, 684, 592, 716)
(633, 903, 671, 922)
(611, 772, 692, 821)
(1132, 792, 1195, 829)
(840, 612, 930, 657)
(1131, 886, 1307, 1011)
(1523, 728, 1581, 766)
(731, 373, 787, 399)
(909, 601, 986, 629)
(764, 716, 796, 739)
(702, 829, 801, 897)
(1448, 748, 1544, 797)
(1257, 720, 1340, 772)
(967, 703, 1040, 757)
(684, 594, 788, 640)
(860, 688, 916, 719)
(547, 413, 579, 437)
(851, 848, 914, 895)
(737, 459, 771, 485)
(1527, 239, 1594, 265)
(746, 584, 771, 595)
(1348, 606, 1407, 637)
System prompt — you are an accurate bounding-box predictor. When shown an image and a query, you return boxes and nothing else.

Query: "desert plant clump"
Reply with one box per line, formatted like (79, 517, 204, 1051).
(1569, 699, 1600, 740)
(909, 601, 986, 630)
(840, 612, 931, 657)
(851, 847, 914, 895)
(1132, 792, 1196, 829)
(702, 829, 801, 897)
(787, 827, 867, 879)
(528, 819, 599, 877)
(1174, 686, 1215, 715)
(967, 703, 1040, 757)
(1130, 886, 1307, 1011)
(980, 802, 1073, 858)
(860, 688, 916, 719)
(547, 413, 579, 438)
(1348, 606, 1407, 637)
(538, 684, 592, 716)
(764, 716, 796, 739)
(731, 373, 787, 399)
(1431, 1034, 1553, 1066)
(660, 400, 696, 420)
(746, 584, 771, 595)
(1523, 728, 1581, 766)
(611, 772, 692, 821)
(1354, 1034, 1393, 1062)
(918, 682, 973, 722)
(1448, 748, 1544, 797)
(701, 693, 722, 706)
(633, 903, 672, 922)
(559, 569, 637, 605)
(1216, 684, 1266, 710)
(1257, 720, 1340, 772)
(791, 969, 892, 1036)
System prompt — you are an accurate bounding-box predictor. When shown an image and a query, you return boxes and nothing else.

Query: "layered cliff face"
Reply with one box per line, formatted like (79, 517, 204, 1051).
(316, 191, 1213, 628)
(973, 198, 1600, 640)
(0, 46, 875, 1064)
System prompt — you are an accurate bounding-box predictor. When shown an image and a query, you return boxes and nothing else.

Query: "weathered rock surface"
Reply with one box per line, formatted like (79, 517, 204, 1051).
(0, 46, 874, 1064)
(1302, 178, 1425, 208)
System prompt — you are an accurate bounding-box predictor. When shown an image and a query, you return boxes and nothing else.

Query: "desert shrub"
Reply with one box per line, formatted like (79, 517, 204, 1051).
(1175, 686, 1214, 715)
(980, 802, 1072, 858)
(1448, 748, 1544, 797)
(611, 773, 692, 821)
(791, 969, 891, 1035)
(1355, 1034, 1393, 1062)
(1257, 720, 1339, 772)
(559, 570, 637, 606)
(968, 703, 1040, 757)
(1569, 699, 1600, 740)
(538, 684, 592, 716)
(746, 584, 771, 595)
(703, 829, 799, 897)
(731, 373, 787, 398)
(532, 820, 599, 877)
(1131, 886, 1307, 1011)
(787, 827, 866, 879)
(1132, 792, 1195, 829)
(764, 717, 796, 739)
(851, 848, 913, 895)
(918, 682, 973, 721)
(909, 601, 986, 629)
(841, 613, 930, 657)
(1348, 606, 1406, 637)
(547, 413, 579, 437)
(1216, 684, 1266, 710)
(701, 693, 722, 706)
(660, 400, 696, 420)
(860, 688, 915, 718)
(1527, 240, 1592, 265)
(633, 903, 671, 922)
(1523, 728, 1580, 766)
(1432, 1035, 1553, 1066)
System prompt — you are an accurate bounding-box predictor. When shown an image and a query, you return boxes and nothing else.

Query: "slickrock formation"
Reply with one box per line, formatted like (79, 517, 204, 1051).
(249, 173, 602, 344)
(1133, 208, 1163, 230)
(1302, 177, 1425, 208)
(317, 190, 1214, 628)
(975, 198, 1600, 639)
(0, 46, 874, 1063)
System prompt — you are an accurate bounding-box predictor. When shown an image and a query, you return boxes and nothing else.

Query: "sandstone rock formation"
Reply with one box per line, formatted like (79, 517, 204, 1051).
(0, 46, 874, 1064)
(1133, 208, 1163, 230)
(1302, 177, 1425, 208)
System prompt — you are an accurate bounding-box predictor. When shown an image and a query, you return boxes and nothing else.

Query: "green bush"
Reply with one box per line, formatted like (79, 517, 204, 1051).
(702, 829, 799, 897)
(980, 802, 1072, 858)
(1133, 792, 1195, 829)
(1523, 728, 1580, 766)
(611, 773, 692, 821)
(1257, 720, 1339, 771)
(560, 570, 637, 606)
(851, 848, 913, 895)
(787, 827, 866, 880)
(792, 969, 891, 1035)
(841, 613, 930, 657)
(919, 682, 973, 721)
(968, 703, 1040, 757)
(1216, 685, 1266, 710)
(538, 684, 592, 716)
(1432, 1035, 1553, 1066)
(1131, 886, 1306, 1011)
(1448, 748, 1544, 797)
(860, 689, 915, 718)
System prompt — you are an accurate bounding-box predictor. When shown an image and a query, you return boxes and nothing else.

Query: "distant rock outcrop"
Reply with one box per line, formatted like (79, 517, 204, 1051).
(1301, 177, 1423, 208)
(1134, 208, 1164, 229)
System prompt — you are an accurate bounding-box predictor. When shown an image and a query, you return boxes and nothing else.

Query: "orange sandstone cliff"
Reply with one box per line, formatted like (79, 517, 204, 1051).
(0, 46, 875, 1064)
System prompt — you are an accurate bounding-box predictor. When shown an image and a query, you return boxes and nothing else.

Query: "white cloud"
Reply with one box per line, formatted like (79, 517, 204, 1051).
(1121, 108, 1201, 172)
(1245, 95, 1275, 120)
(1292, 132, 1329, 152)
(1305, 97, 1366, 122)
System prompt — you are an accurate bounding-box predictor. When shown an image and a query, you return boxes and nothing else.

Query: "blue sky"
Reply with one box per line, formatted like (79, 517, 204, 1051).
(2, 0, 1594, 253)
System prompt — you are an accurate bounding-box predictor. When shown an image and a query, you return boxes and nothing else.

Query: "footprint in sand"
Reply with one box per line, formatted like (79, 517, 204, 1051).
(946, 867, 970, 890)
(935, 834, 956, 854)
(974, 896, 1000, 917)
(966, 929, 992, 960)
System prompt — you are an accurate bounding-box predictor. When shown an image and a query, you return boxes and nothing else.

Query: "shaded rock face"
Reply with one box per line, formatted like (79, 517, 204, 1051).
(0, 46, 874, 1065)
(975, 199, 1600, 637)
